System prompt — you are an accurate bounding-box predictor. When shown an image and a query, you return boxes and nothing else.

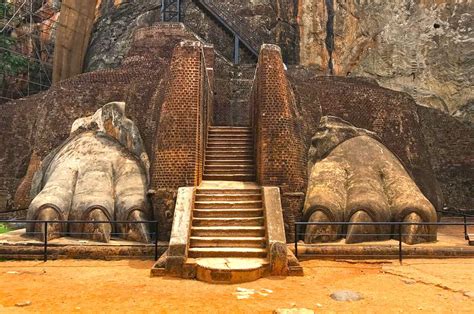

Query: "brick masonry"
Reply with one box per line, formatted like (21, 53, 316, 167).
(151, 40, 214, 238)
(250, 45, 307, 241)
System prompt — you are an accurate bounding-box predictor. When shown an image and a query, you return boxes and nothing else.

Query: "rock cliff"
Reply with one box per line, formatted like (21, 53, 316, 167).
(298, 0, 473, 116)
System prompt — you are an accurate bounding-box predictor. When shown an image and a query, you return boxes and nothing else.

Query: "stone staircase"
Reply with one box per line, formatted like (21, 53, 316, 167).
(204, 126, 255, 181)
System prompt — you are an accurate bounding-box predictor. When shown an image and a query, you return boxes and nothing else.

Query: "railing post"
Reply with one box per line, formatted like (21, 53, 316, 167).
(398, 223, 402, 264)
(234, 35, 240, 64)
(43, 221, 48, 262)
(154, 221, 159, 261)
(295, 224, 298, 259)
(464, 215, 469, 240)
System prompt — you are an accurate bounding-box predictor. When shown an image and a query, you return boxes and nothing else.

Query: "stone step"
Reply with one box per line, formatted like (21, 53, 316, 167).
(195, 258, 268, 284)
(205, 164, 254, 169)
(208, 130, 252, 135)
(207, 144, 253, 149)
(190, 236, 266, 248)
(203, 174, 256, 181)
(192, 217, 264, 227)
(194, 200, 262, 209)
(188, 247, 267, 258)
(207, 140, 253, 145)
(196, 189, 261, 194)
(205, 169, 255, 175)
(208, 135, 252, 141)
(206, 152, 253, 157)
(195, 193, 261, 201)
(191, 226, 265, 237)
(193, 208, 264, 218)
(205, 159, 254, 165)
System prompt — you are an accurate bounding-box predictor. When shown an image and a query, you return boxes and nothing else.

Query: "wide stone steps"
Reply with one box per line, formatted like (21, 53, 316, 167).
(192, 217, 264, 227)
(188, 247, 267, 258)
(193, 208, 264, 218)
(191, 226, 265, 237)
(205, 159, 254, 165)
(190, 236, 266, 248)
(208, 135, 252, 141)
(205, 169, 255, 175)
(195, 193, 261, 201)
(196, 188, 260, 194)
(203, 173, 256, 181)
(194, 200, 262, 209)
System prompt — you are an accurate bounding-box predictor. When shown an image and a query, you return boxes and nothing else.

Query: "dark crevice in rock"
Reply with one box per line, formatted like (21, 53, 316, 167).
(325, 0, 335, 74)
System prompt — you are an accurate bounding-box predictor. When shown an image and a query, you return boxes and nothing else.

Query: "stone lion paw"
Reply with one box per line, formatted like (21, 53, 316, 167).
(303, 116, 437, 245)
(26, 102, 152, 243)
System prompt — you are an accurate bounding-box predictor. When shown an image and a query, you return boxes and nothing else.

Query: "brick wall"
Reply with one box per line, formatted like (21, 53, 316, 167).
(250, 45, 307, 241)
(150, 40, 214, 239)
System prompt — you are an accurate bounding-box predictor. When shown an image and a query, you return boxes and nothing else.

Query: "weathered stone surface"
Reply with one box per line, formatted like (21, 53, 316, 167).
(304, 116, 437, 244)
(330, 290, 362, 302)
(298, 0, 473, 116)
(26, 102, 151, 243)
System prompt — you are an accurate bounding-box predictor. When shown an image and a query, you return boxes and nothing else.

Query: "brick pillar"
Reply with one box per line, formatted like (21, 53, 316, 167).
(252, 44, 307, 241)
(150, 41, 204, 239)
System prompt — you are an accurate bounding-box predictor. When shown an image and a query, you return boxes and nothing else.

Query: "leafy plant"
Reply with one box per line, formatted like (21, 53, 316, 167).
(0, 223, 10, 234)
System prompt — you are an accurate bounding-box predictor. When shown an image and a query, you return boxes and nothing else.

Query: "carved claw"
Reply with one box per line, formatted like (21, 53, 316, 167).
(304, 210, 340, 243)
(345, 210, 376, 244)
(123, 210, 151, 243)
(401, 212, 429, 245)
(33, 207, 61, 241)
(82, 208, 112, 243)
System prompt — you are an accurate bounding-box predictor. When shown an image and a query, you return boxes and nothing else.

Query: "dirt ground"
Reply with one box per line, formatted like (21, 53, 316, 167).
(1, 259, 473, 313)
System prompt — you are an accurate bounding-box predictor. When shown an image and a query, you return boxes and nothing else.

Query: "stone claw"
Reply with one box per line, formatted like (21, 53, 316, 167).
(33, 207, 61, 241)
(401, 212, 431, 245)
(82, 208, 112, 243)
(304, 210, 340, 243)
(122, 210, 151, 243)
(345, 210, 377, 244)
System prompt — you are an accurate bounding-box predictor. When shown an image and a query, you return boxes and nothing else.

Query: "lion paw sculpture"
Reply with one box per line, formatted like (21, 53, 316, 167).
(26, 102, 152, 243)
(303, 116, 437, 245)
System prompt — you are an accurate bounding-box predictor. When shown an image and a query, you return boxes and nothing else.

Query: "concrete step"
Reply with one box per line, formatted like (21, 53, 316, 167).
(194, 200, 262, 209)
(205, 157, 253, 162)
(195, 193, 261, 201)
(188, 247, 267, 258)
(190, 236, 266, 248)
(206, 148, 253, 153)
(192, 217, 264, 227)
(191, 226, 265, 237)
(193, 208, 264, 218)
(207, 140, 253, 145)
(203, 174, 256, 181)
(208, 130, 252, 136)
(205, 164, 254, 169)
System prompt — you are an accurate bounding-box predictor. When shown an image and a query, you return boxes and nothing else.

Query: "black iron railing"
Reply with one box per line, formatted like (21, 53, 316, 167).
(294, 219, 474, 263)
(0, 219, 160, 262)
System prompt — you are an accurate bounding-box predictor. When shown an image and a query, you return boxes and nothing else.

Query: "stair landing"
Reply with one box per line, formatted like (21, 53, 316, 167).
(194, 257, 269, 284)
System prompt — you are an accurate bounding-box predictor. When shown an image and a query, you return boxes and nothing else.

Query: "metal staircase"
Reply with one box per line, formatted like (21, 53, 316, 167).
(161, 0, 260, 64)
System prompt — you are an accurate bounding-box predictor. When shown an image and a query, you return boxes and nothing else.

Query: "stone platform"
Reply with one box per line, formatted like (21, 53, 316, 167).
(0, 229, 168, 260)
(293, 218, 474, 259)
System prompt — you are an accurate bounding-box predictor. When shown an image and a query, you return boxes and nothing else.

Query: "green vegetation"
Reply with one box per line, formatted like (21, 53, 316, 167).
(0, 223, 10, 234)
(0, 2, 30, 90)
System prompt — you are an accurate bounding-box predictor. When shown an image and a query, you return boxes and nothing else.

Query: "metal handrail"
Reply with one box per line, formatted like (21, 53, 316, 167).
(196, 0, 260, 57)
(0, 219, 160, 262)
(294, 220, 474, 263)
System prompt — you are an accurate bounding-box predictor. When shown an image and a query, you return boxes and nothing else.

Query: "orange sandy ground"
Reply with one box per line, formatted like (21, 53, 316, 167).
(1, 259, 473, 313)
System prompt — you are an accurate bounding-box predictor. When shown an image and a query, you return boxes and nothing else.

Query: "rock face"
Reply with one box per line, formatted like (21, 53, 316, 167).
(84, 0, 299, 71)
(304, 116, 437, 245)
(298, 0, 474, 116)
(26, 102, 151, 243)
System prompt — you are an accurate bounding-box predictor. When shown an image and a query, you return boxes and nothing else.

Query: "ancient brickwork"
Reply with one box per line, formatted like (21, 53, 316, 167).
(151, 40, 214, 238)
(418, 107, 474, 209)
(250, 45, 307, 240)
